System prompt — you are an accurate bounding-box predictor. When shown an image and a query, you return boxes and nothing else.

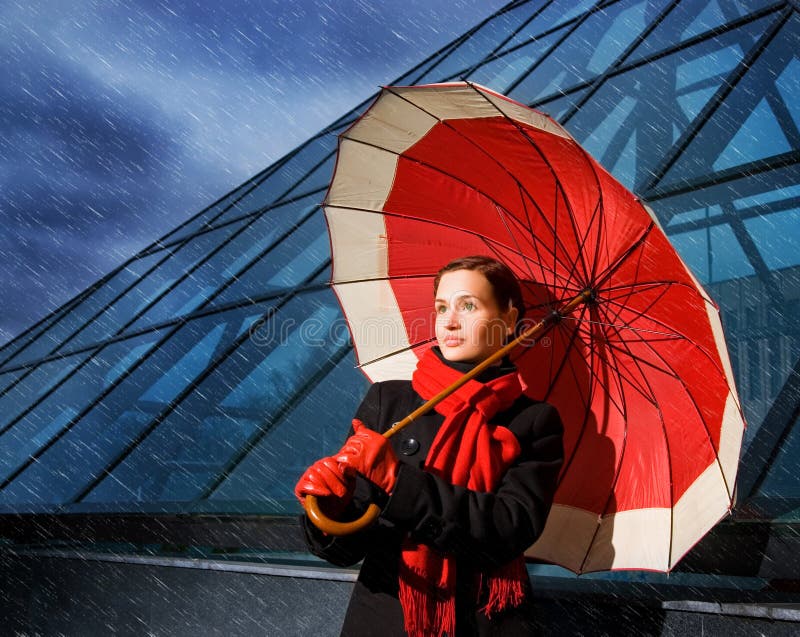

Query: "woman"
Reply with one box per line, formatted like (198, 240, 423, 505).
(295, 255, 564, 636)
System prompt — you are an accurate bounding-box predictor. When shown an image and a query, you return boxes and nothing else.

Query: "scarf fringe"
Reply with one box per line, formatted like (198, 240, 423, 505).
(480, 556, 528, 618)
(399, 577, 455, 637)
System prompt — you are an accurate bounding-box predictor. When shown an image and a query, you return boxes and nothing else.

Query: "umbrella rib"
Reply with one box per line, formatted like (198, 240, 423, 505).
(598, 306, 737, 504)
(602, 309, 734, 553)
(515, 183, 553, 289)
(331, 134, 580, 280)
(353, 336, 437, 369)
(577, 315, 630, 417)
(463, 82, 592, 283)
(327, 202, 566, 283)
(373, 88, 584, 279)
(594, 222, 656, 290)
(601, 291, 739, 398)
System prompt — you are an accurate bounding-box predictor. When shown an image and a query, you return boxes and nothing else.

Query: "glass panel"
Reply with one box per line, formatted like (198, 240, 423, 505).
(209, 350, 367, 509)
(535, 89, 588, 122)
(667, 224, 755, 284)
(0, 370, 23, 395)
(416, 3, 540, 84)
(2, 251, 166, 368)
(753, 413, 800, 517)
(0, 293, 83, 371)
(509, 0, 656, 103)
(276, 153, 334, 202)
(83, 289, 351, 506)
(0, 351, 94, 433)
(665, 203, 724, 228)
(626, 0, 778, 65)
(0, 307, 255, 507)
(744, 207, 800, 270)
(393, 41, 460, 86)
(127, 195, 319, 331)
(564, 15, 772, 191)
(212, 206, 330, 306)
(62, 221, 248, 352)
(211, 133, 338, 225)
(499, 0, 598, 54)
(0, 331, 162, 491)
(156, 178, 261, 247)
(466, 28, 563, 94)
(660, 15, 797, 189)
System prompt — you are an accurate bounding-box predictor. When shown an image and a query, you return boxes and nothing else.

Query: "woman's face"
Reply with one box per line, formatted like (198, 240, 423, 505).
(434, 269, 518, 364)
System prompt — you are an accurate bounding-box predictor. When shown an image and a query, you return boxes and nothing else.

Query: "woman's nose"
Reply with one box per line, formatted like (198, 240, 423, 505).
(441, 309, 459, 328)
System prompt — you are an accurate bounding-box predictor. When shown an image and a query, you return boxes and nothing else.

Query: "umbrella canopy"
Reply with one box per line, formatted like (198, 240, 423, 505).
(323, 82, 744, 573)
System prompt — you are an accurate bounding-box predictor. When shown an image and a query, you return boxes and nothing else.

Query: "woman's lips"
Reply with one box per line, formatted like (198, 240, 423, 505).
(442, 337, 463, 347)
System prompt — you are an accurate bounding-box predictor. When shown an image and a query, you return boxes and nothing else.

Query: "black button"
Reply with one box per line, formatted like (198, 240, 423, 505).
(399, 437, 420, 456)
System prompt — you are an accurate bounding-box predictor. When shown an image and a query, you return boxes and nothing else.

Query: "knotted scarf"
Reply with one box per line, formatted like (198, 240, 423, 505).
(399, 348, 528, 637)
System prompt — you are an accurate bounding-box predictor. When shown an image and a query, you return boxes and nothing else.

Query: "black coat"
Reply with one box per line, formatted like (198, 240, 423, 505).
(301, 356, 564, 636)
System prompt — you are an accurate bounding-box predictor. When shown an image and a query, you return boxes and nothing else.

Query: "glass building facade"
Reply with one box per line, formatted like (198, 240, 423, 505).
(1, 0, 798, 608)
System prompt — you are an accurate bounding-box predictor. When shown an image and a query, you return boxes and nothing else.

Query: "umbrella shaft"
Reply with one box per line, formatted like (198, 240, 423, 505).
(383, 288, 593, 438)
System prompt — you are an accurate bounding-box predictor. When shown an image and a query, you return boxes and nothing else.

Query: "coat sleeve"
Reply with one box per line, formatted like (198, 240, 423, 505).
(380, 401, 564, 569)
(299, 382, 385, 567)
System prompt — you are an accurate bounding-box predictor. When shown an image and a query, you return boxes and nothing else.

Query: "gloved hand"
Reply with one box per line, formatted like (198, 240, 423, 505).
(294, 456, 354, 514)
(335, 419, 400, 495)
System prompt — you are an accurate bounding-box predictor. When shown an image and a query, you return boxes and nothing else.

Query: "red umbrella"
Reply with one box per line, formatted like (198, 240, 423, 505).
(312, 82, 744, 573)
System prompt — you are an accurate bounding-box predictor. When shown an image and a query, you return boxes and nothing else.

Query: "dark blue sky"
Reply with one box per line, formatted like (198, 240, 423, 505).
(0, 0, 506, 345)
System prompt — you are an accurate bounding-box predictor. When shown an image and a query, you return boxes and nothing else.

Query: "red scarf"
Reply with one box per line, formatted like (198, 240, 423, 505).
(399, 348, 528, 637)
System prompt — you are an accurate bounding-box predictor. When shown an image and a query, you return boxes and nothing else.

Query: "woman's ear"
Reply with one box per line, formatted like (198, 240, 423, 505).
(505, 306, 519, 335)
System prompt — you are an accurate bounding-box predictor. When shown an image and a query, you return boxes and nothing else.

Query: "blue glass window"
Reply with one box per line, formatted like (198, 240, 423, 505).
(212, 205, 330, 307)
(0, 370, 23, 395)
(466, 28, 563, 94)
(533, 89, 588, 122)
(509, 0, 656, 104)
(82, 289, 351, 507)
(498, 0, 599, 55)
(416, 2, 543, 83)
(668, 224, 755, 284)
(127, 195, 319, 331)
(0, 351, 94, 434)
(564, 15, 772, 191)
(155, 177, 263, 247)
(0, 330, 162, 496)
(626, 0, 778, 65)
(1, 251, 166, 369)
(209, 351, 366, 510)
(211, 133, 338, 225)
(753, 414, 800, 507)
(660, 15, 798, 189)
(61, 221, 248, 352)
(744, 207, 800, 271)
(0, 293, 85, 372)
(0, 306, 256, 508)
(276, 153, 334, 202)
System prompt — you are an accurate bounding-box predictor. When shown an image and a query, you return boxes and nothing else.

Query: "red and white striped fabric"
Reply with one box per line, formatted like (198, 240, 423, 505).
(323, 82, 744, 573)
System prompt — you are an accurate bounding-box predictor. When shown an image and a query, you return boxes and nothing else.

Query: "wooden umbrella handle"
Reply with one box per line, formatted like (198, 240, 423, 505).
(303, 289, 592, 536)
(304, 495, 382, 536)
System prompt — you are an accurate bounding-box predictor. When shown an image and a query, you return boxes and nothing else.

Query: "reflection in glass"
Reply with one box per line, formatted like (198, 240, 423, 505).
(509, 0, 654, 103)
(0, 331, 162, 493)
(0, 306, 259, 507)
(83, 289, 351, 506)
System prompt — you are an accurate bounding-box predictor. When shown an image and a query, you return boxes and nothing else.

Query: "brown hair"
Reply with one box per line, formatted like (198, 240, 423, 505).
(433, 255, 525, 328)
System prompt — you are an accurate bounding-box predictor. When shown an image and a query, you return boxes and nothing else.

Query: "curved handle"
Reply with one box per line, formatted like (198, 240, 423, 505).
(304, 495, 382, 536)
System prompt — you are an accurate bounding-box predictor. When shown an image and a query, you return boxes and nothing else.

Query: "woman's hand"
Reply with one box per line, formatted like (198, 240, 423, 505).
(336, 419, 400, 495)
(295, 457, 354, 511)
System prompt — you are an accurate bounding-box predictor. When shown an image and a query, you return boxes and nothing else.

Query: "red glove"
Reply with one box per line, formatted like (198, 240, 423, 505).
(294, 456, 353, 509)
(335, 419, 399, 494)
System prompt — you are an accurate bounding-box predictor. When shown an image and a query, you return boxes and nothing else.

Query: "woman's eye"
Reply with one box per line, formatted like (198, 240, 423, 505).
(436, 305, 447, 314)
(463, 301, 476, 311)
